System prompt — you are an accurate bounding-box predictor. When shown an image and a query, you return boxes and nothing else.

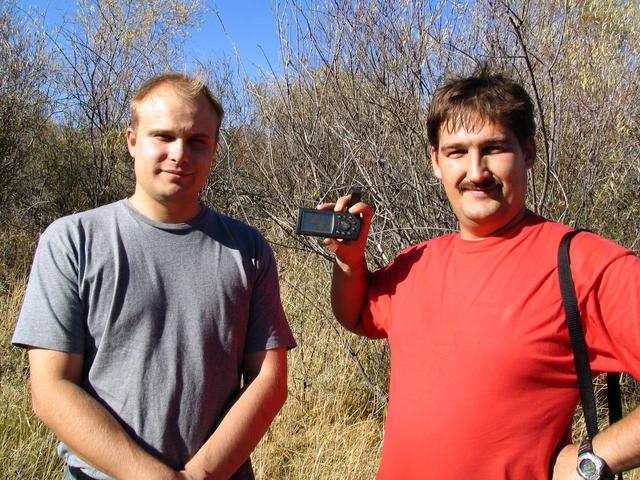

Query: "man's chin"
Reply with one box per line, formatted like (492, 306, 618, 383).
(461, 206, 529, 236)
(460, 202, 503, 222)
(155, 187, 200, 204)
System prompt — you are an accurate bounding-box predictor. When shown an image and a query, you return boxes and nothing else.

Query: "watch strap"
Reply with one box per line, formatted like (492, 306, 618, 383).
(579, 438, 593, 456)
(578, 438, 615, 479)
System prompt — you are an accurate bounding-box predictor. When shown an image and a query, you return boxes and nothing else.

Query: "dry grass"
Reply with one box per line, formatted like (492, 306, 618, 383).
(0, 274, 61, 479)
(1, 244, 638, 479)
(251, 247, 386, 479)
(0, 246, 386, 479)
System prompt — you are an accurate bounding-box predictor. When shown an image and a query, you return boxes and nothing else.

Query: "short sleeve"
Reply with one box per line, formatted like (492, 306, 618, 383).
(244, 236, 296, 353)
(570, 232, 640, 378)
(361, 242, 432, 339)
(12, 221, 86, 352)
(582, 252, 640, 377)
(360, 267, 393, 339)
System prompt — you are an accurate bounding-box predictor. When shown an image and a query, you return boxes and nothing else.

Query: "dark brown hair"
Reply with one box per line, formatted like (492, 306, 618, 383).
(427, 68, 536, 149)
(130, 73, 224, 138)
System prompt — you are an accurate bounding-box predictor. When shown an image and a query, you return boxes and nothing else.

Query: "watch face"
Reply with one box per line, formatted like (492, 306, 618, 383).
(578, 457, 597, 478)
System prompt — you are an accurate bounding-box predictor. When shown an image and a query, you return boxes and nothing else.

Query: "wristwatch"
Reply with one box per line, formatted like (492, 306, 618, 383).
(577, 438, 615, 479)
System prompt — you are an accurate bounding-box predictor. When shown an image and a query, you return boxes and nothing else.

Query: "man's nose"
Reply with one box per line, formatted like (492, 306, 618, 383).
(467, 150, 490, 183)
(168, 140, 187, 163)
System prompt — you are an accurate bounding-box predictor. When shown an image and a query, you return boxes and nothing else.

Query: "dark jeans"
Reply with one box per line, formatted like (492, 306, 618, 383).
(63, 464, 98, 480)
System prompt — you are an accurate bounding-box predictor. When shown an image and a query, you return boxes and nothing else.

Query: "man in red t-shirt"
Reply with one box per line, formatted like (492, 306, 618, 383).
(323, 70, 640, 479)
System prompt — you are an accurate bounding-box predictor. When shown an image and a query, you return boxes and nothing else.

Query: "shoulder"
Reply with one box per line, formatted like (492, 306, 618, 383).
(200, 207, 273, 259)
(204, 207, 263, 236)
(202, 208, 266, 243)
(527, 215, 636, 279)
(512, 214, 571, 242)
(373, 233, 455, 280)
(569, 230, 636, 280)
(39, 201, 125, 246)
(570, 230, 632, 258)
(396, 232, 456, 260)
(529, 216, 632, 257)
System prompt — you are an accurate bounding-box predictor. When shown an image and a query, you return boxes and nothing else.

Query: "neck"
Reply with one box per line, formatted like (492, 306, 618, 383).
(459, 208, 531, 241)
(128, 193, 201, 224)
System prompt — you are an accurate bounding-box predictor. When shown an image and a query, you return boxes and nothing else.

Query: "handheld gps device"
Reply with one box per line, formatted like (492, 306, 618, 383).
(295, 187, 363, 240)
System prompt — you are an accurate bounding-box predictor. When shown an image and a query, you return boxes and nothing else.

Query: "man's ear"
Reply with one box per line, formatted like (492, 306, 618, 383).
(523, 137, 536, 169)
(430, 146, 442, 179)
(125, 127, 137, 157)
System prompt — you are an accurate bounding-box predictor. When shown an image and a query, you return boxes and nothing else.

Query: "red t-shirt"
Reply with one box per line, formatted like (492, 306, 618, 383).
(361, 214, 640, 479)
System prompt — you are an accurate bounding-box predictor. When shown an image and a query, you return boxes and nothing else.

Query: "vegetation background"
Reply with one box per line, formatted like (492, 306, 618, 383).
(1, 0, 638, 478)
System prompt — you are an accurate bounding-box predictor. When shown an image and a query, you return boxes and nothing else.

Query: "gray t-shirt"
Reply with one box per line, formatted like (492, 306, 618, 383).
(13, 199, 296, 479)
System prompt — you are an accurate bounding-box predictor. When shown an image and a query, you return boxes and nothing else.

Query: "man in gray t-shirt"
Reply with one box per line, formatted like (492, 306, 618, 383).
(12, 73, 295, 480)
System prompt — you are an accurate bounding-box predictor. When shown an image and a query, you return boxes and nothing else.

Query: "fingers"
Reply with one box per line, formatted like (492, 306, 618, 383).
(315, 195, 354, 212)
(347, 201, 373, 221)
(323, 237, 339, 253)
(316, 194, 373, 218)
(316, 202, 335, 212)
(334, 194, 352, 212)
(313, 192, 373, 266)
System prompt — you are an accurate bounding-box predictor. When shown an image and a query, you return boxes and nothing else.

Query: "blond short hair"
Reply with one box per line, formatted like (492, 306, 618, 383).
(130, 73, 224, 137)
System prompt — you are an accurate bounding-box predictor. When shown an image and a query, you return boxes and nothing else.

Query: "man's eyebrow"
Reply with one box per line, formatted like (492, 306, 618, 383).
(440, 141, 475, 151)
(147, 129, 173, 137)
(440, 142, 466, 150)
(441, 136, 509, 149)
(482, 135, 510, 144)
(147, 129, 213, 139)
(190, 132, 214, 139)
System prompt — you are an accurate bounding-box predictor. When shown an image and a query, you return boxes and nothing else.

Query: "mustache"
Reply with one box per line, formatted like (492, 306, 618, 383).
(458, 177, 502, 191)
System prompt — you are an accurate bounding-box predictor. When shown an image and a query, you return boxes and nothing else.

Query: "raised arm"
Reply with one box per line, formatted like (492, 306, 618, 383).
(184, 348, 288, 480)
(28, 348, 185, 480)
(320, 193, 374, 335)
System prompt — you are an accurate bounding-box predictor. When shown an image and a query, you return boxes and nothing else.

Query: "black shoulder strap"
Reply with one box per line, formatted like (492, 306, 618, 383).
(558, 229, 599, 439)
(558, 230, 624, 478)
(558, 230, 622, 438)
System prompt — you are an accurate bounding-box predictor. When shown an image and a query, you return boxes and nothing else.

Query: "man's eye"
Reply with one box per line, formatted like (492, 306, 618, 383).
(484, 146, 505, 155)
(190, 138, 212, 149)
(447, 150, 465, 158)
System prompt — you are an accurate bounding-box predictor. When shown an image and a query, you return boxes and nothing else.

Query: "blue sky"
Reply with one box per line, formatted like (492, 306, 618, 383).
(187, 1, 284, 77)
(22, 0, 283, 79)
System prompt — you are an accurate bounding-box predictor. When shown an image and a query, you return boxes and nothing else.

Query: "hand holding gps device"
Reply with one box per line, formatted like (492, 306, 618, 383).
(295, 187, 363, 240)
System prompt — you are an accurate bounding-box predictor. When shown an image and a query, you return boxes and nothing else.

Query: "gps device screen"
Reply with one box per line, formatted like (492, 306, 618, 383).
(299, 210, 333, 234)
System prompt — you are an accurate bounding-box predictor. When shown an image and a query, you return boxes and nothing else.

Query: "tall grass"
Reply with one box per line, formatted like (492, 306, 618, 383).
(252, 247, 386, 479)
(1, 240, 638, 479)
(0, 243, 387, 479)
(0, 274, 61, 478)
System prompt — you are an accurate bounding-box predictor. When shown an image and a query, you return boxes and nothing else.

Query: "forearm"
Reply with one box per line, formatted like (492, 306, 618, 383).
(185, 351, 287, 480)
(319, 194, 373, 335)
(553, 405, 640, 479)
(331, 256, 370, 334)
(32, 378, 178, 480)
(592, 405, 640, 473)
